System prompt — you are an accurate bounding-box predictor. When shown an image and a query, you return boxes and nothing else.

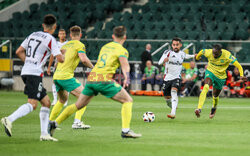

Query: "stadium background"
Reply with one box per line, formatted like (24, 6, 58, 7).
(0, 0, 250, 92)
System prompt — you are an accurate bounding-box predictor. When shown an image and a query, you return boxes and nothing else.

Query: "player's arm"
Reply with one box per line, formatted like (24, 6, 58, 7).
(185, 54, 195, 59)
(119, 57, 130, 88)
(195, 49, 206, 60)
(55, 54, 64, 63)
(78, 53, 94, 69)
(158, 51, 168, 65)
(16, 46, 26, 62)
(232, 61, 246, 81)
(47, 55, 54, 75)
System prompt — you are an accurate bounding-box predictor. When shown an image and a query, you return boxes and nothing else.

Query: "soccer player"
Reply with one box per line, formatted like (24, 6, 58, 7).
(49, 26, 142, 138)
(47, 29, 68, 106)
(49, 25, 93, 129)
(194, 44, 246, 118)
(1, 14, 64, 141)
(158, 37, 195, 119)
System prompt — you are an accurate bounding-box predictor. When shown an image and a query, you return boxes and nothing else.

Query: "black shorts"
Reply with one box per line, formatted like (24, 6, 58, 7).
(21, 75, 47, 101)
(162, 78, 181, 96)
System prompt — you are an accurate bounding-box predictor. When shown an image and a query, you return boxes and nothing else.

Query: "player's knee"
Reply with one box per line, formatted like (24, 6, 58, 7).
(123, 96, 133, 103)
(31, 103, 38, 110)
(59, 98, 67, 104)
(164, 96, 171, 100)
(204, 84, 209, 91)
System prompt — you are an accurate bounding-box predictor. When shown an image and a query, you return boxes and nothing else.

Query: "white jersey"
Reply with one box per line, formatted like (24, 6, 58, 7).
(20, 31, 61, 76)
(158, 50, 194, 81)
(57, 40, 68, 49)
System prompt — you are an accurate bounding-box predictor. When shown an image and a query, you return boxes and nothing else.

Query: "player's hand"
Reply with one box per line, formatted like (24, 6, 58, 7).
(194, 54, 197, 59)
(47, 67, 51, 76)
(123, 78, 130, 88)
(61, 49, 66, 55)
(240, 76, 247, 82)
(194, 54, 199, 61)
(164, 57, 169, 63)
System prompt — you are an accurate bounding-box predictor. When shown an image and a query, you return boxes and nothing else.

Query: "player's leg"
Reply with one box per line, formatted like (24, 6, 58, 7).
(49, 90, 68, 121)
(1, 98, 37, 137)
(49, 94, 93, 136)
(111, 87, 141, 138)
(195, 76, 213, 118)
(70, 85, 90, 129)
(168, 87, 178, 119)
(39, 95, 58, 141)
(1, 76, 38, 137)
(209, 88, 221, 119)
(63, 92, 70, 106)
(51, 83, 57, 106)
(162, 81, 172, 108)
(49, 83, 95, 136)
(209, 78, 225, 119)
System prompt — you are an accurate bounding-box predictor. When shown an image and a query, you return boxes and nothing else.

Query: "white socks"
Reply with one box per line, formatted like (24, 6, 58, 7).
(170, 90, 178, 116)
(7, 103, 33, 123)
(73, 119, 81, 123)
(122, 128, 130, 133)
(52, 83, 57, 102)
(39, 107, 50, 136)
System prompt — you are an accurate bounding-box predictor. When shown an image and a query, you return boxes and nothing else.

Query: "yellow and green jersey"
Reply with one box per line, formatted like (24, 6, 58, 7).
(88, 41, 129, 82)
(197, 49, 237, 79)
(53, 40, 86, 80)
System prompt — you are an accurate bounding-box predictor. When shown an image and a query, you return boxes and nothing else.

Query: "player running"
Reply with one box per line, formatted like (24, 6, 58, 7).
(158, 37, 195, 119)
(49, 25, 93, 129)
(194, 44, 246, 118)
(49, 26, 142, 138)
(47, 29, 68, 106)
(1, 14, 64, 141)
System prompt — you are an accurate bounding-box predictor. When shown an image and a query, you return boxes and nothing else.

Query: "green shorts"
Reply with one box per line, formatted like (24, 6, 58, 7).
(205, 70, 226, 90)
(54, 78, 81, 92)
(82, 81, 122, 98)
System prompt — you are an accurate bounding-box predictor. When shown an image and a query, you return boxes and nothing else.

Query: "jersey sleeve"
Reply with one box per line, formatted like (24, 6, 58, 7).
(77, 42, 86, 54)
(227, 52, 237, 64)
(118, 48, 129, 59)
(184, 53, 194, 59)
(50, 37, 61, 56)
(158, 50, 169, 65)
(20, 37, 29, 49)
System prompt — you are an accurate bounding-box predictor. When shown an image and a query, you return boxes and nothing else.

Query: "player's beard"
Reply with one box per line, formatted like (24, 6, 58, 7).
(174, 48, 179, 52)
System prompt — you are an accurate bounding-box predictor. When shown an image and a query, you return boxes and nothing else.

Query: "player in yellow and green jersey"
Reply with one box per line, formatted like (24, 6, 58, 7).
(49, 25, 93, 129)
(49, 26, 141, 139)
(194, 44, 246, 119)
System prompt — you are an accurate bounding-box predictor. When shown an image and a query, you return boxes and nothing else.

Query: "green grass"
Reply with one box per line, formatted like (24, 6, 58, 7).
(0, 90, 250, 156)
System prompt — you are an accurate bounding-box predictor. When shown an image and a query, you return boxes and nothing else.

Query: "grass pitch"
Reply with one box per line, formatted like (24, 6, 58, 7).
(0, 90, 250, 156)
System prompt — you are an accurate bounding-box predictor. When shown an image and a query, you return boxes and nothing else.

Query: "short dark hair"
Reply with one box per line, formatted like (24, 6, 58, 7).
(70, 25, 81, 37)
(43, 14, 57, 28)
(113, 26, 126, 38)
(213, 44, 222, 51)
(59, 29, 66, 32)
(172, 37, 182, 43)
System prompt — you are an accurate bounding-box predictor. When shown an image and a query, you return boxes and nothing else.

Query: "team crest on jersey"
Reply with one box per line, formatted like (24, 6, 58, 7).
(220, 59, 224, 63)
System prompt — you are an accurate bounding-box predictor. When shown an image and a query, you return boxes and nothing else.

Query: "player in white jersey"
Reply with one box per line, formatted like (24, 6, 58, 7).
(47, 29, 68, 106)
(1, 14, 64, 141)
(158, 37, 195, 119)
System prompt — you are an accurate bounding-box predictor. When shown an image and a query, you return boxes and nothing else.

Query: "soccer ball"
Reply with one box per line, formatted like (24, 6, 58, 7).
(143, 112, 155, 122)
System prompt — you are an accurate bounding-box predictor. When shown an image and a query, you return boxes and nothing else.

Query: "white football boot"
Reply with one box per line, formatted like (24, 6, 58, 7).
(1, 117, 12, 137)
(72, 121, 91, 129)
